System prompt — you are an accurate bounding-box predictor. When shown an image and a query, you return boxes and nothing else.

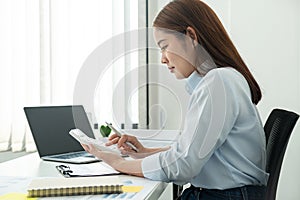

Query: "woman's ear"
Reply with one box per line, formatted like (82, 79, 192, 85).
(186, 26, 198, 46)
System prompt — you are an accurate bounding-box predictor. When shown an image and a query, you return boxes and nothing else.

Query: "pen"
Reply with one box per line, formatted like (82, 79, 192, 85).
(105, 122, 139, 152)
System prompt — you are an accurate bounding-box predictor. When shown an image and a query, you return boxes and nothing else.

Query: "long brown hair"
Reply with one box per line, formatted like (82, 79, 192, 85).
(153, 0, 262, 104)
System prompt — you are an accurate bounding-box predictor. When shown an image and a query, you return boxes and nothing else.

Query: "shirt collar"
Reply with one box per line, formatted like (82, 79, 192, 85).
(185, 71, 203, 95)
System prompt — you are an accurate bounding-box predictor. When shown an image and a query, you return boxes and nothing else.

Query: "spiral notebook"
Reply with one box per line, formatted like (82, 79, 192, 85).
(27, 176, 122, 198)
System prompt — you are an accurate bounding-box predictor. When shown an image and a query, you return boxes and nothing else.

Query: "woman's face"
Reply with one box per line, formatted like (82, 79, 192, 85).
(154, 29, 196, 79)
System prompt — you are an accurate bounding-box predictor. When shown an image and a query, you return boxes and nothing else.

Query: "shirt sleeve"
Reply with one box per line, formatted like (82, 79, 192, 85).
(142, 69, 240, 185)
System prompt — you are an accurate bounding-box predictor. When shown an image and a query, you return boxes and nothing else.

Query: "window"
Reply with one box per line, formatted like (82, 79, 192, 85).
(0, 0, 143, 152)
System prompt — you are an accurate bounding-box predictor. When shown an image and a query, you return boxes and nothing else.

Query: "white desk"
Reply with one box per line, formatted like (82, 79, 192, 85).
(0, 152, 169, 199)
(0, 130, 180, 199)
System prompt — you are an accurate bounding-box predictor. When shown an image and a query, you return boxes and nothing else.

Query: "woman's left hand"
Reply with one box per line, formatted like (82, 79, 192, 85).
(81, 143, 144, 177)
(81, 143, 124, 168)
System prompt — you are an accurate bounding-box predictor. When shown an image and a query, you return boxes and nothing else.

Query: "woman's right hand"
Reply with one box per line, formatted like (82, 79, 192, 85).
(106, 133, 171, 159)
(105, 133, 147, 158)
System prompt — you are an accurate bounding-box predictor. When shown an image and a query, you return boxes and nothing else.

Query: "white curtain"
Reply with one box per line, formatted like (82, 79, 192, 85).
(0, 0, 139, 152)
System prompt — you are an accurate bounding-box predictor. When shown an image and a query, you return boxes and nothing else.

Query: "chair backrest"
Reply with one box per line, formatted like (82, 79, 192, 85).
(264, 108, 299, 200)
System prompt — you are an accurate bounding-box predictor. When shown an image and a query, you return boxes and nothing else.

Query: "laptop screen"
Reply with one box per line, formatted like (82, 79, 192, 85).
(24, 105, 95, 157)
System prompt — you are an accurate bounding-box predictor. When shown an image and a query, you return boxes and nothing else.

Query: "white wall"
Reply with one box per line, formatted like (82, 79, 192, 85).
(226, 1, 300, 199)
(151, 0, 300, 199)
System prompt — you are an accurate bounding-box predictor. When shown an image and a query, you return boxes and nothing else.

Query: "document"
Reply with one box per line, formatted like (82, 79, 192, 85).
(56, 162, 121, 177)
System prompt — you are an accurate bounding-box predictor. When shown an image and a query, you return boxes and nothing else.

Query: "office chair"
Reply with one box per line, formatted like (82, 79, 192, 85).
(264, 108, 299, 200)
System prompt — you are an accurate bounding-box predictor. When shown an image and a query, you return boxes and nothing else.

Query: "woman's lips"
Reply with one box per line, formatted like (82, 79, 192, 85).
(168, 66, 175, 72)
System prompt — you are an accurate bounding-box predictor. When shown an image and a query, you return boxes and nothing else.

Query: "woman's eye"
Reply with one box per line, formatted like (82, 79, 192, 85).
(160, 45, 168, 52)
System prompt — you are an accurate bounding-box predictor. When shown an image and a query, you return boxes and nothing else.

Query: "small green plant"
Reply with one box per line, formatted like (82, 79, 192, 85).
(100, 125, 111, 137)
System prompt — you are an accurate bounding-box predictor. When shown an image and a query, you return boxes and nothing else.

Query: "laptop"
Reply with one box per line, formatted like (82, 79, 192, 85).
(24, 105, 100, 164)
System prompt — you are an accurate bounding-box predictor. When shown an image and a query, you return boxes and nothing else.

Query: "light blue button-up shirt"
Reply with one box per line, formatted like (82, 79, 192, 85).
(142, 67, 269, 189)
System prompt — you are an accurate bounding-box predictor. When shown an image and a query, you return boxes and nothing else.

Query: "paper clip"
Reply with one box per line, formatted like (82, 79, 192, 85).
(56, 165, 73, 177)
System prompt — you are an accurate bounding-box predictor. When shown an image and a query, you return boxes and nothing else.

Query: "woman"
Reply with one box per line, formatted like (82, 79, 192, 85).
(82, 0, 269, 199)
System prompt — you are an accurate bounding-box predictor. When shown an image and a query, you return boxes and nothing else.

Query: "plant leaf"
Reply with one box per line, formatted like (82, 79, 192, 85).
(100, 125, 111, 137)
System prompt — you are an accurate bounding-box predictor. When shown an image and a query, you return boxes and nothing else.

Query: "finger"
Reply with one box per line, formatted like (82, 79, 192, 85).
(120, 148, 140, 159)
(119, 135, 140, 151)
(84, 144, 99, 155)
(108, 133, 120, 140)
(118, 135, 130, 148)
(120, 148, 135, 155)
(81, 144, 90, 152)
(118, 143, 132, 151)
(105, 137, 119, 146)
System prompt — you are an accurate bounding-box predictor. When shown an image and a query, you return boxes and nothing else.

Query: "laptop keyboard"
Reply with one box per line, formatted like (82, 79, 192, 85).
(55, 152, 92, 159)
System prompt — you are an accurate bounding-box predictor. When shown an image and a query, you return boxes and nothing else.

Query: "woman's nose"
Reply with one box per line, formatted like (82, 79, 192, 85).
(161, 54, 168, 64)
